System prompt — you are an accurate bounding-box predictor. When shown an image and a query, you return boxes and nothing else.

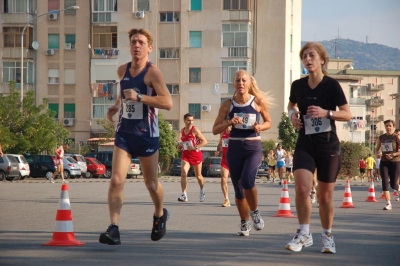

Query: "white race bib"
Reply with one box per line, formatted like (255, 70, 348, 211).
(303, 115, 331, 135)
(381, 143, 393, 152)
(233, 113, 256, 129)
(122, 100, 143, 120)
(222, 138, 229, 147)
(182, 141, 193, 151)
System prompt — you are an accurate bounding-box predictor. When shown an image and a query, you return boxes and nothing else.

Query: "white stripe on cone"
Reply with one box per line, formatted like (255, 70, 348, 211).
(55, 221, 74, 232)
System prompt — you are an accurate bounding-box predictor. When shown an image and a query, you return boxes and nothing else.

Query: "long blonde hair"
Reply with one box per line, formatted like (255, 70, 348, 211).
(233, 70, 275, 108)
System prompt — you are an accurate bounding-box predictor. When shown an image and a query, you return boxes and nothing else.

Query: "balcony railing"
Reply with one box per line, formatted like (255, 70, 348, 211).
(366, 83, 384, 92)
(2, 13, 34, 24)
(365, 130, 384, 140)
(366, 114, 384, 123)
(228, 47, 250, 57)
(349, 98, 366, 105)
(229, 10, 252, 21)
(365, 98, 384, 107)
(91, 48, 119, 59)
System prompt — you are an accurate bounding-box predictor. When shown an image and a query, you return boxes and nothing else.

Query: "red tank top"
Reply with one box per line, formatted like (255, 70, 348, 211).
(181, 126, 200, 150)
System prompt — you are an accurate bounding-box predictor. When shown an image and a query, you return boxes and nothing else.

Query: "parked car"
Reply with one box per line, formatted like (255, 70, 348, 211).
(10, 154, 30, 180)
(24, 154, 57, 180)
(0, 154, 20, 181)
(84, 157, 106, 178)
(169, 158, 194, 176)
(129, 158, 141, 178)
(257, 161, 270, 178)
(64, 153, 87, 176)
(63, 156, 82, 179)
(132, 157, 142, 175)
(85, 151, 139, 178)
(201, 157, 221, 177)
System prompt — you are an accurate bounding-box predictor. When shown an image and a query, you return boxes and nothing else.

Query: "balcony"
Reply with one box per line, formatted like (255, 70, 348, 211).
(2, 47, 34, 59)
(349, 98, 366, 105)
(366, 115, 384, 123)
(91, 48, 119, 59)
(228, 47, 251, 58)
(365, 130, 384, 140)
(2, 13, 34, 24)
(229, 10, 252, 21)
(365, 98, 384, 107)
(366, 83, 384, 92)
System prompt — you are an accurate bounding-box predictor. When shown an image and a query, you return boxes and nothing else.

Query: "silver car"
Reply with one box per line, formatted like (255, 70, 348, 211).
(63, 156, 81, 179)
(10, 154, 30, 180)
(64, 153, 87, 176)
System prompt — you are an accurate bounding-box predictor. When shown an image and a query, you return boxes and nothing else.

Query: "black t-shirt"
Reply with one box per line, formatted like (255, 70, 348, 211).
(289, 75, 347, 151)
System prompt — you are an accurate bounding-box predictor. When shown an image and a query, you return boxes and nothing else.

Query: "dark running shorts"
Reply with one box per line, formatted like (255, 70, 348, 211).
(114, 131, 158, 158)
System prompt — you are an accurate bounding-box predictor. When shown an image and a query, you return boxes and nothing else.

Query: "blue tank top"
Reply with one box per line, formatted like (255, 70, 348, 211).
(116, 61, 159, 137)
(229, 95, 260, 139)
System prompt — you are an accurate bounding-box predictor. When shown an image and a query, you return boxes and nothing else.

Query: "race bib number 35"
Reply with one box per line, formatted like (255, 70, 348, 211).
(122, 100, 143, 119)
(303, 115, 331, 135)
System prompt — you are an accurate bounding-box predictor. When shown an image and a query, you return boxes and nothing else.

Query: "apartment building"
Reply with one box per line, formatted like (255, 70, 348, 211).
(327, 58, 400, 148)
(1, 0, 301, 150)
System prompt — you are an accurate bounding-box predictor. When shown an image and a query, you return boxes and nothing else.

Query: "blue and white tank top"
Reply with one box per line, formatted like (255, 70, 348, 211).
(116, 61, 159, 137)
(229, 95, 260, 139)
(276, 149, 285, 162)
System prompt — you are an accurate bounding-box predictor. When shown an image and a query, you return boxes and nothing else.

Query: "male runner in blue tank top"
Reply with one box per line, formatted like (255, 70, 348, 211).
(99, 28, 172, 245)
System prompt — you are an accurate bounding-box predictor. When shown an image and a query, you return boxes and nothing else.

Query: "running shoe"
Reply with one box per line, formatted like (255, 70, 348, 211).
(99, 224, 121, 245)
(237, 220, 251, 236)
(199, 188, 205, 202)
(285, 229, 313, 252)
(250, 210, 264, 230)
(222, 199, 231, 207)
(383, 203, 392, 210)
(151, 208, 170, 241)
(272, 178, 275, 183)
(50, 178, 55, 184)
(177, 194, 188, 202)
(278, 181, 282, 186)
(310, 190, 316, 204)
(321, 232, 336, 253)
(62, 180, 68, 184)
(396, 192, 400, 201)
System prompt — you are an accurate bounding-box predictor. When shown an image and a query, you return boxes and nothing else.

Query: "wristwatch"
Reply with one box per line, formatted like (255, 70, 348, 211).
(327, 110, 333, 119)
(137, 93, 142, 102)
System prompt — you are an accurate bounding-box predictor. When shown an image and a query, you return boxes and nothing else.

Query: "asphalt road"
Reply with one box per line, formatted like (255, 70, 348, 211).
(0, 176, 399, 266)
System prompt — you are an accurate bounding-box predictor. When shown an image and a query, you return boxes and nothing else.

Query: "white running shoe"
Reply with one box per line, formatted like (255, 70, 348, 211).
(250, 210, 264, 231)
(285, 229, 313, 252)
(310, 190, 316, 204)
(177, 194, 188, 202)
(383, 203, 392, 210)
(321, 233, 336, 253)
(199, 188, 205, 202)
(237, 221, 251, 236)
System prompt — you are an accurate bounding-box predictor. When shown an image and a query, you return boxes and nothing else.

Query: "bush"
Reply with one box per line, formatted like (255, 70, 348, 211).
(339, 141, 371, 177)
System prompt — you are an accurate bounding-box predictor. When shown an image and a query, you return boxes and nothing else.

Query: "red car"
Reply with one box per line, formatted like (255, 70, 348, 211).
(84, 157, 106, 178)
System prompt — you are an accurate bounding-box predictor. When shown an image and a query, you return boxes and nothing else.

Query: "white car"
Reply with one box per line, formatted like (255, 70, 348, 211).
(62, 156, 81, 179)
(10, 154, 30, 180)
(64, 153, 87, 176)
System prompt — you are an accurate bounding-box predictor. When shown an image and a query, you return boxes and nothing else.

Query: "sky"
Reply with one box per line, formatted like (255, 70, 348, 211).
(302, 0, 400, 49)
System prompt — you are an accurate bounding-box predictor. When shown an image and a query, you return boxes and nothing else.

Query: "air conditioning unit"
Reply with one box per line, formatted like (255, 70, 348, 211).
(65, 43, 72, 50)
(46, 49, 55, 55)
(48, 13, 58, 20)
(135, 11, 145, 19)
(63, 118, 75, 127)
(201, 104, 211, 112)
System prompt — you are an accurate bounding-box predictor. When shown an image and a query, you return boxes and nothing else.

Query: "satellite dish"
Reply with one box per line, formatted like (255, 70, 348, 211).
(31, 41, 39, 50)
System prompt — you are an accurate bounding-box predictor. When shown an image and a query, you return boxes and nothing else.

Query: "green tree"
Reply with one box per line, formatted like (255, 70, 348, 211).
(0, 81, 70, 154)
(339, 141, 370, 178)
(158, 112, 178, 172)
(277, 112, 298, 151)
(96, 118, 116, 138)
(261, 139, 277, 156)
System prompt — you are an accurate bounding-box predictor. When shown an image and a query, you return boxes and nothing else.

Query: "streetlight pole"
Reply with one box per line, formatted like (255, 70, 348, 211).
(371, 109, 375, 151)
(20, 6, 79, 104)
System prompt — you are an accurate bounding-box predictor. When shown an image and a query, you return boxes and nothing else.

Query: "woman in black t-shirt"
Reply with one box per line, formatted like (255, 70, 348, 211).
(285, 42, 351, 254)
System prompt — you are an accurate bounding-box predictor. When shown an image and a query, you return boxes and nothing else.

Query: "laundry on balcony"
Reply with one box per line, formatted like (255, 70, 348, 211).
(92, 48, 119, 58)
(90, 82, 118, 99)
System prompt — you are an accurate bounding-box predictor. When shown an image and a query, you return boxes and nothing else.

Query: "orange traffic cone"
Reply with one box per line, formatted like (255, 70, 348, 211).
(340, 180, 355, 208)
(43, 184, 85, 246)
(274, 180, 296, 218)
(365, 179, 378, 202)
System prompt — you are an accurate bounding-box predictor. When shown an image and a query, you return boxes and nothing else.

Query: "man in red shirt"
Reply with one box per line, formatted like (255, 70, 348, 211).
(359, 157, 366, 182)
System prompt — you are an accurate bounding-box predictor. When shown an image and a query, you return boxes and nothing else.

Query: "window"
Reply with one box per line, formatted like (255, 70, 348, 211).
(4, 0, 32, 13)
(222, 23, 250, 47)
(221, 97, 230, 104)
(189, 68, 201, 83)
(167, 84, 179, 95)
(92, 0, 117, 23)
(222, 61, 247, 94)
(92, 26, 117, 48)
(189, 31, 202, 48)
(137, 0, 149, 11)
(64, 69, 75, 84)
(48, 0, 60, 14)
(387, 108, 393, 116)
(64, 104, 75, 119)
(190, 0, 202, 11)
(159, 12, 180, 22)
(159, 48, 180, 59)
(165, 120, 179, 130)
(64, 0, 77, 14)
(48, 103, 59, 118)
(189, 104, 201, 119)
(65, 34, 76, 49)
(48, 34, 59, 49)
(93, 97, 117, 119)
(3, 27, 32, 48)
(3, 61, 33, 84)
(290, 34, 293, 51)
(48, 69, 59, 84)
(223, 0, 249, 10)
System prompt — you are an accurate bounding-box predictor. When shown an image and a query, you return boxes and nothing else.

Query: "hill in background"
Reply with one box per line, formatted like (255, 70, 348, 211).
(301, 39, 400, 71)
